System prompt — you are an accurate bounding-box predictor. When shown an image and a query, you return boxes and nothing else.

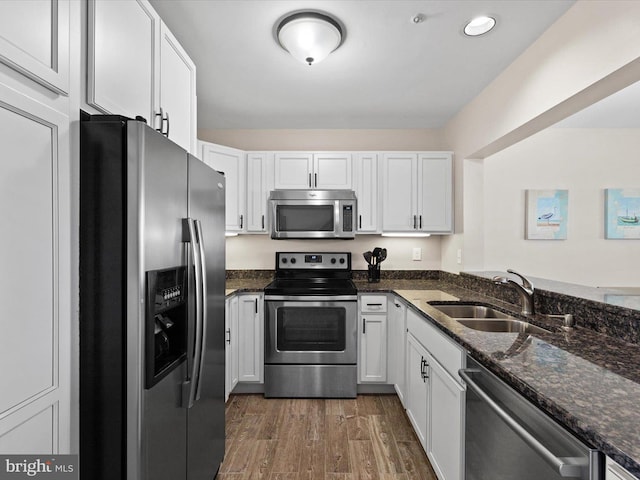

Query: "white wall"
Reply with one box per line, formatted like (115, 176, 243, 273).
(226, 234, 441, 271)
(441, 0, 640, 275)
(483, 128, 640, 287)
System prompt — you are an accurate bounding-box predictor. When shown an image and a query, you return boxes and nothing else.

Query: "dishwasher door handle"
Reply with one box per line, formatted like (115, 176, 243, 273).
(459, 368, 587, 478)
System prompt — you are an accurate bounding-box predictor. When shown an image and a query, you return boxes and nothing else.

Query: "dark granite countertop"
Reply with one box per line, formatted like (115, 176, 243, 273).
(226, 275, 640, 476)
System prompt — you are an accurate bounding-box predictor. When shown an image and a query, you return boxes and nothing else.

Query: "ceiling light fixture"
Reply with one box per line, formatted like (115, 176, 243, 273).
(276, 11, 344, 66)
(464, 16, 496, 36)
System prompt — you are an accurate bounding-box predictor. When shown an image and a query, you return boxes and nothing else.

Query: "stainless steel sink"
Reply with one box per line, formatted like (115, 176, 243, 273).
(456, 319, 550, 334)
(430, 304, 512, 319)
(430, 303, 551, 334)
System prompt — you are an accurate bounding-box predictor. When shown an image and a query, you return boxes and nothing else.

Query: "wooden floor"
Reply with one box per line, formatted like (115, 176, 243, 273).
(217, 394, 438, 480)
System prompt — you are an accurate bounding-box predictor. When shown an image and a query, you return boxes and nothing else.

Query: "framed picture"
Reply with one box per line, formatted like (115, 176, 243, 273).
(605, 188, 640, 239)
(525, 189, 568, 240)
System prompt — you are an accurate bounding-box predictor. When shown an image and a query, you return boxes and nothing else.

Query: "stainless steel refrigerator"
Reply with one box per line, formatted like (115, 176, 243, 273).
(80, 115, 225, 480)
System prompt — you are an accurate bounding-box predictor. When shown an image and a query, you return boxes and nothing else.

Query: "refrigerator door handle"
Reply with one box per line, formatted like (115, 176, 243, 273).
(194, 219, 208, 402)
(182, 217, 203, 409)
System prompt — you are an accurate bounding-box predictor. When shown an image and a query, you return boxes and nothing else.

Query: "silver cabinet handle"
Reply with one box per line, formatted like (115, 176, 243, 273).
(459, 368, 585, 478)
(359, 215, 362, 229)
(421, 357, 429, 381)
(255, 297, 258, 314)
(413, 215, 417, 229)
(165, 111, 170, 137)
(363, 318, 366, 334)
(308, 173, 312, 188)
(240, 214, 243, 229)
(226, 328, 231, 345)
(261, 214, 265, 230)
(155, 107, 164, 133)
(419, 215, 422, 229)
(314, 173, 318, 187)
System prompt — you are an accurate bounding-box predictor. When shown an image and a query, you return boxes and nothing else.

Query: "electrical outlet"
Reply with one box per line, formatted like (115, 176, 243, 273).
(412, 247, 422, 261)
(457, 249, 462, 264)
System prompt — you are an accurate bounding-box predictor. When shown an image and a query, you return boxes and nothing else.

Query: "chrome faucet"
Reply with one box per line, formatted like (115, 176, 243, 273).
(492, 269, 535, 315)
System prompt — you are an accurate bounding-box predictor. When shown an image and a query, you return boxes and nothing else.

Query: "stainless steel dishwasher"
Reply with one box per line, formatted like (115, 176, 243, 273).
(459, 357, 603, 480)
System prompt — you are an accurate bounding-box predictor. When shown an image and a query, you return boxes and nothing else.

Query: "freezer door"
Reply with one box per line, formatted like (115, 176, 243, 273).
(186, 155, 226, 479)
(131, 122, 189, 480)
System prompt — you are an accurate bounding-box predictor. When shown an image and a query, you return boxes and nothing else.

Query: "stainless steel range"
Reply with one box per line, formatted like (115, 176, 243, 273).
(264, 252, 357, 398)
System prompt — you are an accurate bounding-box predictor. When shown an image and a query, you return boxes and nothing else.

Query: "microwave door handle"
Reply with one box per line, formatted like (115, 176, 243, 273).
(193, 220, 207, 402)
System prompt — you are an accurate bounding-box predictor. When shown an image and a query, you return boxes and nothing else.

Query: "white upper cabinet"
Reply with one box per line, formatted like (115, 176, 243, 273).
(246, 152, 272, 233)
(158, 21, 197, 153)
(382, 153, 417, 232)
(417, 153, 453, 233)
(353, 153, 379, 232)
(87, 0, 158, 122)
(382, 152, 453, 233)
(314, 153, 352, 189)
(274, 152, 352, 190)
(87, 0, 197, 153)
(200, 141, 246, 232)
(0, 0, 70, 94)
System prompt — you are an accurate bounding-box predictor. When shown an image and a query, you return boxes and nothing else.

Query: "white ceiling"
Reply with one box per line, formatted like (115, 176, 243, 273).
(149, 0, 575, 130)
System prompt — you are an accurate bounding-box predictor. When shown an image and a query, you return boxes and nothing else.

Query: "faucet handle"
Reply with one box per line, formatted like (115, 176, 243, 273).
(506, 269, 534, 291)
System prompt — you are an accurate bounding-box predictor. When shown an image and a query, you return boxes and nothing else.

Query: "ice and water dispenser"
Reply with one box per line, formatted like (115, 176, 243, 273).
(145, 267, 187, 388)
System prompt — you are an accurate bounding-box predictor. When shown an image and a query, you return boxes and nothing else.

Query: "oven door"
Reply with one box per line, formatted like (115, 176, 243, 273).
(265, 298, 357, 364)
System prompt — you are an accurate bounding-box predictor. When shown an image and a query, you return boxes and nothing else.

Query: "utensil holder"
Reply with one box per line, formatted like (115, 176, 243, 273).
(367, 264, 380, 283)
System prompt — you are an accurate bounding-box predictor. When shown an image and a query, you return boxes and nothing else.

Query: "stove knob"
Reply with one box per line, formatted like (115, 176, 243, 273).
(290, 258, 296, 264)
(331, 258, 337, 264)
(282, 258, 288, 264)
(339, 258, 345, 264)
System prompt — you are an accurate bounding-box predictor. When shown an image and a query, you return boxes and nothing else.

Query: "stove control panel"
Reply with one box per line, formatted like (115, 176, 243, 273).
(277, 252, 351, 270)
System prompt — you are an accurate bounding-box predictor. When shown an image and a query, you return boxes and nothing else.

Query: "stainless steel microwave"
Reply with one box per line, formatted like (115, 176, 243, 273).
(269, 190, 356, 239)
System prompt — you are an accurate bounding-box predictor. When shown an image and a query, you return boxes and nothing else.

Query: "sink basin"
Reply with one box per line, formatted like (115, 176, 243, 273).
(430, 304, 512, 319)
(456, 319, 551, 334)
(429, 303, 552, 334)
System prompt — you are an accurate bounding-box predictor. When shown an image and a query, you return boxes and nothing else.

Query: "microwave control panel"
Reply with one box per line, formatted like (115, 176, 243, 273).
(343, 205, 353, 232)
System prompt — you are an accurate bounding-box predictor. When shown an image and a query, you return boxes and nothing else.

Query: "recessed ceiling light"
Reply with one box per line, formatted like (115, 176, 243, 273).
(464, 16, 496, 36)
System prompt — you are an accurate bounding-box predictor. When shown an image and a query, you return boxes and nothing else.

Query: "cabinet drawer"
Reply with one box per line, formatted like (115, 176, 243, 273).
(360, 295, 387, 313)
(407, 308, 464, 382)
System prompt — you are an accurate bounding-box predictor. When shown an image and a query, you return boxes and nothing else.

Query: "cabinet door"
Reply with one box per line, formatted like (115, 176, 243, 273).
(246, 152, 270, 232)
(200, 141, 246, 232)
(225, 296, 239, 401)
(387, 297, 407, 405)
(88, 0, 157, 121)
(359, 314, 387, 383)
(0, 84, 71, 453)
(159, 21, 197, 153)
(314, 153, 352, 189)
(417, 153, 453, 233)
(428, 356, 464, 480)
(606, 457, 637, 480)
(0, 0, 69, 94)
(382, 153, 417, 232)
(274, 152, 313, 189)
(237, 294, 263, 383)
(405, 333, 429, 450)
(353, 153, 378, 232)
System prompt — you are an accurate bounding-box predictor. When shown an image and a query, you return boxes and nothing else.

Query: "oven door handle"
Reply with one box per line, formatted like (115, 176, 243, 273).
(264, 295, 358, 302)
(459, 368, 586, 478)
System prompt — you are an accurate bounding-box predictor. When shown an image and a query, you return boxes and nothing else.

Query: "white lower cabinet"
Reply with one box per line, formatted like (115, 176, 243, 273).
(359, 295, 388, 383)
(406, 333, 430, 448)
(405, 307, 465, 480)
(224, 295, 239, 401)
(237, 293, 264, 383)
(387, 296, 407, 405)
(606, 457, 638, 480)
(428, 354, 465, 480)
